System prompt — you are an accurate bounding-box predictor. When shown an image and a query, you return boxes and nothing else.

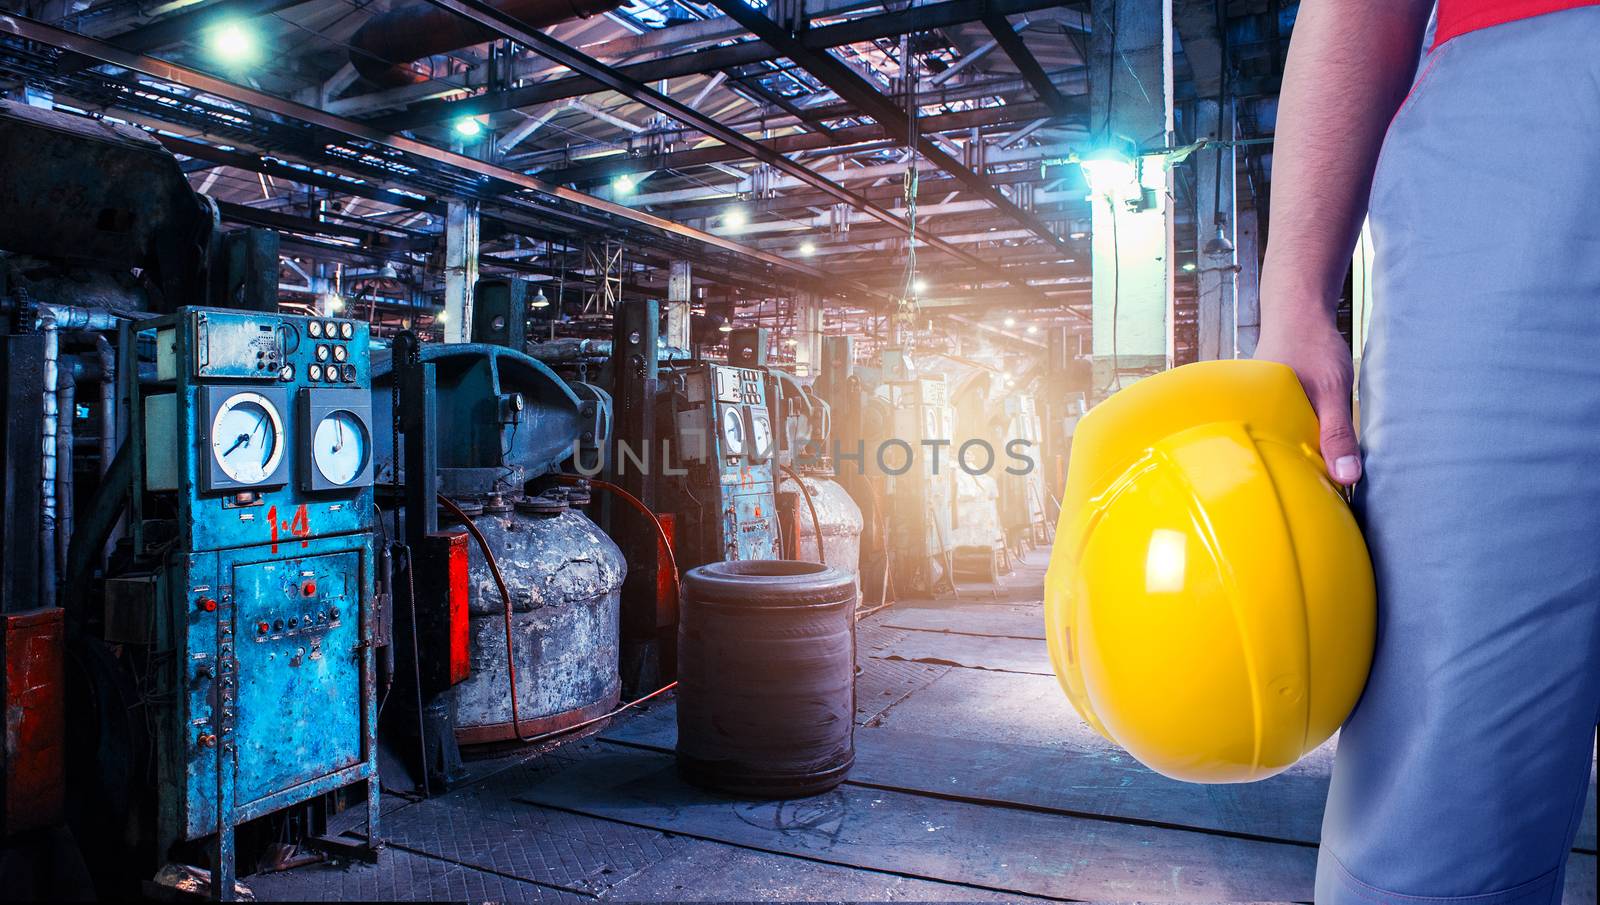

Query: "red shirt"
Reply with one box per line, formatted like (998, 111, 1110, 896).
(1435, 0, 1600, 46)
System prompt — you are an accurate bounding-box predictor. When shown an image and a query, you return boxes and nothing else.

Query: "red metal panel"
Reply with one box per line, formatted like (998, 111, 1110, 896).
(441, 531, 471, 687)
(3, 607, 64, 836)
(655, 513, 677, 629)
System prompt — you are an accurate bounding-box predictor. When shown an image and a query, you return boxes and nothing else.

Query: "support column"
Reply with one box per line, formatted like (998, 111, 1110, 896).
(1088, 0, 1175, 396)
(793, 291, 823, 376)
(443, 200, 479, 344)
(1194, 98, 1238, 361)
(1234, 206, 1262, 358)
(664, 260, 692, 351)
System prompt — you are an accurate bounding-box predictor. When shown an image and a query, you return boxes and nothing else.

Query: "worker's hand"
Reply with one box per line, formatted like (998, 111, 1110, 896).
(1254, 320, 1361, 485)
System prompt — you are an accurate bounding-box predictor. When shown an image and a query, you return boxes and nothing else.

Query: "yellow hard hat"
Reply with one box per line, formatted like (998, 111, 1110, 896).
(1044, 360, 1374, 783)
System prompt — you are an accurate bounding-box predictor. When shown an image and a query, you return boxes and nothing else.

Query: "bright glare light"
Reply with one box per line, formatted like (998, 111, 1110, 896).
(1079, 146, 1139, 199)
(1145, 528, 1188, 594)
(454, 117, 484, 140)
(784, 338, 798, 346)
(435, 309, 449, 324)
(799, 240, 816, 257)
(1181, 261, 1198, 272)
(911, 278, 927, 295)
(1004, 316, 1017, 328)
(718, 321, 734, 333)
(531, 288, 550, 309)
(724, 208, 748, 230)
(209, 23, 257, 63)
(1026, 324, 1039, 335)
(323, 293, 344, 313)
(613, 173, 637, 195)
(1069, 231, 1088, 240)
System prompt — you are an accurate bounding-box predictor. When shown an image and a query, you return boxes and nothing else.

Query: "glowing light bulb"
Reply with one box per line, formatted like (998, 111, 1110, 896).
(209, 23, 257, 64)
(614, 173, 636, 195)
(1004, 317, 1017, 328)
(799, 240, 816, 257)
(435, 309, 449, 324)
(454, 117, 484, 140)
(724, 208, 748, 230)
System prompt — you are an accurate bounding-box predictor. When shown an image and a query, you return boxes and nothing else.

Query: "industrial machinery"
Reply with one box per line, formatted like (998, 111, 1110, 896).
(0, 101, 384, 900)
(671, 359, 780, 564)
(127, 308, 381, 895)
(373, 336, 626, 779)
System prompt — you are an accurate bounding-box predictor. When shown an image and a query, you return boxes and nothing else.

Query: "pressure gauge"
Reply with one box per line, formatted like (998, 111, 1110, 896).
(323, 320, 338, 338)
(339, 321, 354, 340)
(720, 405, 745, 459)
(312, 410, 370, 486)
(340, 364, 357, 383)
(315, 344, 330, 361)
(332, 344, 348, 363)
(308, 364, 324, 382)
(298, 388, 374, 491)
(307, 319, 324, 339)
(202, 387, 289, 492)
(745, 405, 774, 464)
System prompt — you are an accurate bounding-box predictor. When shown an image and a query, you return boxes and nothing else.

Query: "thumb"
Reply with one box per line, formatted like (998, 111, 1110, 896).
(1310, 389, 1361, 485)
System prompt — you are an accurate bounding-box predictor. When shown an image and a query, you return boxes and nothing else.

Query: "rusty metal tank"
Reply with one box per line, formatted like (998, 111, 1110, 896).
(778, 469, 863, 589)
(439, 491, 626, 745)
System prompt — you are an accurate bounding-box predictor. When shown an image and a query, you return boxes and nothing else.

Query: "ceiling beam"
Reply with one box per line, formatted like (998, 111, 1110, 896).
(981, 13, 1075, 118)
(417, 0, 1052, 301)
(0, 12, 850, 293)
(370, 0, 1074, 132)
(703, 0, 1080, 266)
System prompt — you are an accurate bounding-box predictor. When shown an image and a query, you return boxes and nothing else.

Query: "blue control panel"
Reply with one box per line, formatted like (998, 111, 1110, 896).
(135, 308, 378, 891)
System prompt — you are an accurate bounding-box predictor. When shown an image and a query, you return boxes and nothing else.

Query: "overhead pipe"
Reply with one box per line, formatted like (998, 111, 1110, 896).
(56, 352, 76, 582)
(349, 0, 627, 88)
(40, 317, 58, 612)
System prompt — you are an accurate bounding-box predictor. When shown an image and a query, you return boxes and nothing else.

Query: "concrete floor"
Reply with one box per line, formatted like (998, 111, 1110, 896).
(249, 550, 1598, 903)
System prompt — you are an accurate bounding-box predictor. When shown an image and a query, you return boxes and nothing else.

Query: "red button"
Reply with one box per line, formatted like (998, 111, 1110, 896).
(302, 581, 317, 597)
(257, 622, 269, 634)
(198, 597, 218, 612)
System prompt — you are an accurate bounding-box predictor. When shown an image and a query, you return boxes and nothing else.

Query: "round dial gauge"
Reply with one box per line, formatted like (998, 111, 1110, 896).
(211, 392, 284, 485)
(315, 344, 330, 361)
(308, 364, 323, 382)
(323, 321, 339, 338)
(307, 320, 324, 338)
(339, 321, 355, 340)
(720, 406, 745, 457)
(332, 344, 348, 363)
(312, 410, 370, 486)
(749, 410, 773, 457)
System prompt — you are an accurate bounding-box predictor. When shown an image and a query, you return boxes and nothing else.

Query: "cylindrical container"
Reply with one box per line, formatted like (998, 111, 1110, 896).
(778, 470, 864, 589)
(677, 561, 857, 797)
(443, 496, 627, 744)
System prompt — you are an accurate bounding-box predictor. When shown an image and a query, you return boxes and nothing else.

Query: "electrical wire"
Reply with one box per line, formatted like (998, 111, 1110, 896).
(780, 463, 827, 565)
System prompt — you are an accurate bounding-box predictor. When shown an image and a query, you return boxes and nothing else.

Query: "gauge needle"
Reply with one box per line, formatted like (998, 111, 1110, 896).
(222, 433, 251, 456)
(331, 419, 345, 454)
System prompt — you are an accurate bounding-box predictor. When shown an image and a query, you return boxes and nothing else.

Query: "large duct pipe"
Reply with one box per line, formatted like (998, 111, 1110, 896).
(349, 0, 626, 88)
(40, 317, 58, 613)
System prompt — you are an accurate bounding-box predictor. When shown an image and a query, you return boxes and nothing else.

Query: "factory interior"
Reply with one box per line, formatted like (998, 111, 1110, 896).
(0, 0, 1593, 901)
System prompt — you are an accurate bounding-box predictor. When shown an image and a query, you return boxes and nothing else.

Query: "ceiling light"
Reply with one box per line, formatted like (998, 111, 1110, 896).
(208, 22, 257, 64)
(1181, 261, 1198, 273)
(1004, 316, 1016, 328)
(723, 208, 748, 230)
(613, 173, 637, 195)
(531, 287, 550, 309)
(798, 240, 816, 257)
(453, 117, 484, 140)
(1026, 324, 1039, 335)
(718, 321, 734, 333)
(1069, 231, 1088, 240)
(1203, 218, 1236, 257)
(435, 309, 449, 324)
(911, 277, 927, 295)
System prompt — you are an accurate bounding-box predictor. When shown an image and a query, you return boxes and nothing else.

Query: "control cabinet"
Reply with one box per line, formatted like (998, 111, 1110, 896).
(674, 363, 778, 565)
(134, 308, 378, 897)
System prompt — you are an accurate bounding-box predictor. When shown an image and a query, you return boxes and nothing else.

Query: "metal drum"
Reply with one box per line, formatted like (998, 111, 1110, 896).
(443, 494, 627, 744)
(778, 470, 864, 589)
(676, 561, 856, 797)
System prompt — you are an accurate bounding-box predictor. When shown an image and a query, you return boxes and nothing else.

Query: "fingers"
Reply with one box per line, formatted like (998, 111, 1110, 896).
(1311, 390, 1361, 485)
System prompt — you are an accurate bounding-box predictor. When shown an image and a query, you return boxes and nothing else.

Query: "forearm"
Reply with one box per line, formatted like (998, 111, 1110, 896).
(1260, 0, 1433, 331)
